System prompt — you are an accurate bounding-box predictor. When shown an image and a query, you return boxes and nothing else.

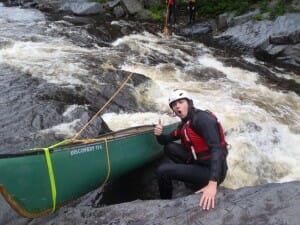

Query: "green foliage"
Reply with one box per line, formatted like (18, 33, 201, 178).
(92, 0, 107, 3)
(149, 1, 165, 21)
(191, 0, 297, 19)
(89, 0, 298, 21)
(195, 0, 254, 17)
(254, 0, 296, 20)
(269, 0, 290, 19)
(258, 0, 268, 13)
(253, 13, 263, 21)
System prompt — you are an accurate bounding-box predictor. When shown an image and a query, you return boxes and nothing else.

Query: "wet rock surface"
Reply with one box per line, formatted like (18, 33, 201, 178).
(2, 181, 299, 225)
(0, 64, 151, 153)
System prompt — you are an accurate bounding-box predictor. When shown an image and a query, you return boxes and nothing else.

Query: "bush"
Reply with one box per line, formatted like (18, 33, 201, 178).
(150, 1, 165, 21)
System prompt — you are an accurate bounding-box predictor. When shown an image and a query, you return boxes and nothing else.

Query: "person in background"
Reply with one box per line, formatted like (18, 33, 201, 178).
(154, 89, 228, 210)
(166, 0, 176, 25)
(187, 0, 196, 24)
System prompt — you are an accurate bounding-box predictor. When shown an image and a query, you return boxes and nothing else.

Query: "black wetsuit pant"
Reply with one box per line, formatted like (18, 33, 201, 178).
(156, 142, 226, 199)
(188, 2, 196, 24)
(168, 5, 176, 24)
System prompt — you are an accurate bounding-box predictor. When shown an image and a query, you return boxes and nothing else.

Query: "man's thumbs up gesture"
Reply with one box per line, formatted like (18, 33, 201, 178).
(154, 119, 163, 136)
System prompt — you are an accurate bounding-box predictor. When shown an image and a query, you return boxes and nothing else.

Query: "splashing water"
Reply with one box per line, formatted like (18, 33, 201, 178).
(105, 32, 300, 189)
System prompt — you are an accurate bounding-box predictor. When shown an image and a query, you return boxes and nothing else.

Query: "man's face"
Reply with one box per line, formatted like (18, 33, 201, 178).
(171, 99, 189, 119)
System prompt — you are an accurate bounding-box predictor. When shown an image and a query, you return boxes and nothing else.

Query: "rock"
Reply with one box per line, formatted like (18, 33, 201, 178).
(208, 12, 300, 72)
(60, 1, 104, 16)
(216, 12, 231, 31)
(269, 13, 300, 44)
(135, 9, 152, 20)
(141, 0, 158, 9)
(215, 20, 274, 50)
(62, 15, 96, 26)
(229, 9, 260, 27)
(175, 23, 212, 38)
(70, 3, 103, 16)
(121, 0, 143, 15)
(106, 0, 120, 9)
(16, 181, 300, 225)
(253, 13, 300, 72)
(113, 5, 126, 18)
(255, 43, 300, 72)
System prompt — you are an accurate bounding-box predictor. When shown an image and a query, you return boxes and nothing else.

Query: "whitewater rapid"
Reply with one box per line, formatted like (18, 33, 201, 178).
(1, 3, 300, 189)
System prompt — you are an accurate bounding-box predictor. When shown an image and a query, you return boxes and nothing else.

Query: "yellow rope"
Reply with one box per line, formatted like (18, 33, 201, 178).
(99, 138, 111, 191)
(42, 148, 57, 213)
(72, 54, 144, 141)
(28, 147, 57, 213)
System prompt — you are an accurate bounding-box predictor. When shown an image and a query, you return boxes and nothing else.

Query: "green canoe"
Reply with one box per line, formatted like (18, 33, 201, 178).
(0, 123, 177, 218)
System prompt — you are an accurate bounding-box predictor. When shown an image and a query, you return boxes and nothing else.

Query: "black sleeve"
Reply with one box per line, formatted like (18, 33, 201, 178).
(156, 127, 181, 145)
(192, 111, 224, 182)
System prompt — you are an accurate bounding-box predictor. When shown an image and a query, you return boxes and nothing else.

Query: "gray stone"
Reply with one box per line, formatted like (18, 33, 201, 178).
(270, 13, 300, 44)
(176, 23, 212, 38)
(136, 9, 152, 20)
(229, 9, 260, 27)
(216, 13, 229, 31)
(113, 5, 125, 18)
(106, 0, 120, 9)
(121, 0, 143, 15)
(218, 20, 274, 49)
(69, 2, 103, 16)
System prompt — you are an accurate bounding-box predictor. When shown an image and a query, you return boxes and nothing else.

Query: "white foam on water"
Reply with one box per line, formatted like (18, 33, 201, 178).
(0, 41, 89, 85)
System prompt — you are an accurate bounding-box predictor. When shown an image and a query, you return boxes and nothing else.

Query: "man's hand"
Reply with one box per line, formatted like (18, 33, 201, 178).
(195, 181, 217, 210)
(154, 119, 163, 136)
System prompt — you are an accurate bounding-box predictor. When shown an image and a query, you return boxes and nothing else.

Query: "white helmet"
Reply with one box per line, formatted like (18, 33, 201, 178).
(168, 89, 191, 107)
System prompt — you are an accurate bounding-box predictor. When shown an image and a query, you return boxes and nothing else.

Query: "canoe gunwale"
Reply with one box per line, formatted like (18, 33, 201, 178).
(0, 124, 162, 158)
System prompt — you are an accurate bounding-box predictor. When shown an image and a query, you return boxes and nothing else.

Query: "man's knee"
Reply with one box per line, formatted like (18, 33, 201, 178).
(163, 143, 188, 163)
(156, 163, 172, 178)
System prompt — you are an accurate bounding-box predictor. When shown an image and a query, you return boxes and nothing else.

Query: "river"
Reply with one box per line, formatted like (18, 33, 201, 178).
(0, 3, 299, 193)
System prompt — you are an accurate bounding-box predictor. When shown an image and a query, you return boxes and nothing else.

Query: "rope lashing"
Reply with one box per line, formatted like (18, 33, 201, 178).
(98, 138, 111, 191)
(72, 53, 144, 141)
(43, 147, 57, 213)
(30, 139, 71, 213)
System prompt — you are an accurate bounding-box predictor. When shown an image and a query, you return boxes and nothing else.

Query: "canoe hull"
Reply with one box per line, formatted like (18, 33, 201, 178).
(0, 123, 177, 218)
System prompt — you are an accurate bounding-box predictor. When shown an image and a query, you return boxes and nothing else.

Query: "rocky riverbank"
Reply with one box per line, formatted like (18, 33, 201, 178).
(2, 181, 300, 225)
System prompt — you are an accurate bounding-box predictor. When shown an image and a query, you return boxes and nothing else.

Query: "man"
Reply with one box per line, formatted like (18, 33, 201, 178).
(166, 0, 176, 25)
(154, 89, 228, 210)
(187, 0, 196, 24)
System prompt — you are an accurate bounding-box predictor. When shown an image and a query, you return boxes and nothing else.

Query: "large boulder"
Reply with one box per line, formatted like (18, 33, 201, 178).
(60, 0, 104, 16)
(269, 13, 300, 44)
(208, 12, 300, 72)
(121, 0, 143, 15)
(214, 20, 274, 51)
(176, 22, 213, 39)
(254, 13, 300, 72)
